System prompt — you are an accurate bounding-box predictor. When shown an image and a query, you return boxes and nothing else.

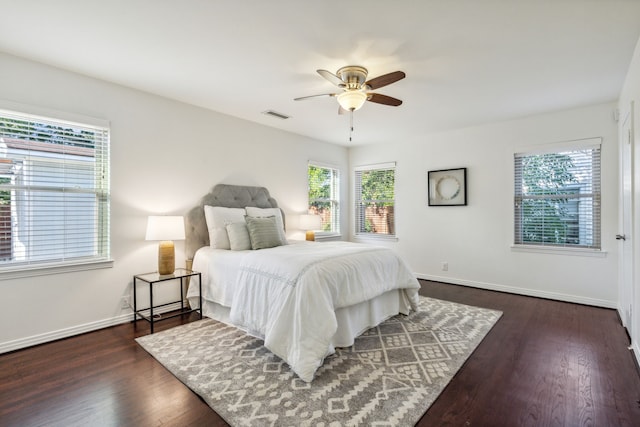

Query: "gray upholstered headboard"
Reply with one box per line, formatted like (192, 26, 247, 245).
(185, 183, 282, 259)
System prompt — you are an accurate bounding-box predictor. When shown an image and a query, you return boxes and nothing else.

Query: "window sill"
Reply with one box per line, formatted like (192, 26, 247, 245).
(0, 258, 114, 280)
(315, 233, 342, 241)
(353, 234, 399, 243)
(511, 245, 606, 258)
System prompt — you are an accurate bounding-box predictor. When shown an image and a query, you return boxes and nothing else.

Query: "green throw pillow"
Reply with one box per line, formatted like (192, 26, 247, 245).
(245, 216, 283, 250)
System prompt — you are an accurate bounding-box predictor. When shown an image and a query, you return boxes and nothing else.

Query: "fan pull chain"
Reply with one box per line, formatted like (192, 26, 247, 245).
(349, 109, 354, 142)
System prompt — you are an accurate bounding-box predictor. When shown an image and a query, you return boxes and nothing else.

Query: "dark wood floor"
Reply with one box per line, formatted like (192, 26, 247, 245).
(1, 280, 639, 426)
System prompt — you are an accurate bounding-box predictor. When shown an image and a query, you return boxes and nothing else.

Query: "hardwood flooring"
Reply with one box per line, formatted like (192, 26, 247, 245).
(1, 280, 639, 426)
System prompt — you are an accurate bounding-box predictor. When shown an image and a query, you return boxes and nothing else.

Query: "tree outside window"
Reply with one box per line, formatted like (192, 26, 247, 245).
(308, 164, 339, 233)
(355, 164, 395, 237)
(515, 144, 600, 249)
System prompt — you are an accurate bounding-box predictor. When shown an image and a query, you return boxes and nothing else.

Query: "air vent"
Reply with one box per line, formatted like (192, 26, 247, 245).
(262, 110, 290, 120)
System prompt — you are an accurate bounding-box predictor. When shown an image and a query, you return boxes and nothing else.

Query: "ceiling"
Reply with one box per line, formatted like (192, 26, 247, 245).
(1, 1, 640, 147)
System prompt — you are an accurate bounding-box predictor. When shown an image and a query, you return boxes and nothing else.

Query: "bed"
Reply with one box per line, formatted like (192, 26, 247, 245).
(185, 184, 420, 382)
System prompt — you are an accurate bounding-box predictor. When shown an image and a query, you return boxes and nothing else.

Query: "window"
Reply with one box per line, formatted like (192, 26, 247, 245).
(354, 162, 396, 237)
(308, 162, 340, 234)
(514, 139, 601, 250)
(0, 108, 110, 273)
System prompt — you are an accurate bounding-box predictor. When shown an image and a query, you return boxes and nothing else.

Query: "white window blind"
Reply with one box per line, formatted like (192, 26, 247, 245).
(514, 140, 601, 249)
(354, 162, 396, 237)
(308, 162, 340, 233)
(0, 109, 110, 270)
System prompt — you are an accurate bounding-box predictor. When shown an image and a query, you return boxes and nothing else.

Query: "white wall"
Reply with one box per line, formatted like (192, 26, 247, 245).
(0, 52, 348, 352)
(618, 34, 640, 363)
(0, 48, 628, 353)
(350, 102, 619, 307)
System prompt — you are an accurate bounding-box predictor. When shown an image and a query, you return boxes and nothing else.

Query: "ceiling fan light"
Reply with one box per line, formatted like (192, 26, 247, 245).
(337, 91, 367, 111)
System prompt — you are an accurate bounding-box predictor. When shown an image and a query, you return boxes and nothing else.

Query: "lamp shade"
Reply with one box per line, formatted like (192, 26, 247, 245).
(337, 91, 367, 111)
(299, 214, 322, 231)
(146, 216, 185, 275)
(300, 214, 322, 241)
(145, 216, 185, 241)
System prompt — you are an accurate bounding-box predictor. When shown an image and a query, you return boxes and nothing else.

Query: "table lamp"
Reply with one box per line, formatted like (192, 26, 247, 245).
(145, 215, 185, 275)
(299, 214, 322, 241)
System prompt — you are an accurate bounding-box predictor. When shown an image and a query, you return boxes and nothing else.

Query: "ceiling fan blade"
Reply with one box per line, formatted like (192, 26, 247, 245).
(294, 93, 336, 101)
(317, 69, 346, 87)
(364, 71, 406, 90)
(367, 93, 403, 106)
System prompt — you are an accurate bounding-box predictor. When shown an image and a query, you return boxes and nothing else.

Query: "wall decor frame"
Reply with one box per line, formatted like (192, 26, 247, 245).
(428, 167, 467, 206)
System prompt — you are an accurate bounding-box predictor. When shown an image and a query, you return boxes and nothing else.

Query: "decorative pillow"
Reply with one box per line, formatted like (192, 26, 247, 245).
(203, 206, 246, 249)
(226, 222, 252, 251)
(245, 207, 287, 244)
(245, 216, 283, 250)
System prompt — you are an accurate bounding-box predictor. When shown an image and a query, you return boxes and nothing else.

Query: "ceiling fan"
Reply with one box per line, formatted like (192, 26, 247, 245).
(294, 66, 406, 114)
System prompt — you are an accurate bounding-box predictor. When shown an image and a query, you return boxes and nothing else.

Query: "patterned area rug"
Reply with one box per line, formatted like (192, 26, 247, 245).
(136, 296, 501, 426)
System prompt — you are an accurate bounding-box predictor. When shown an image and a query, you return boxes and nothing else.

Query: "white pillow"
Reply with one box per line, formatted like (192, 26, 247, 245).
(203, 206, 246, 249)
(226, 222, 252, 251)
(245, 207, 287, 244)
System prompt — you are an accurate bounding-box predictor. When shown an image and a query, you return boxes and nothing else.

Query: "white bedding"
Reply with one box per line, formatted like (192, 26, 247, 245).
(187, 241, 420, 382)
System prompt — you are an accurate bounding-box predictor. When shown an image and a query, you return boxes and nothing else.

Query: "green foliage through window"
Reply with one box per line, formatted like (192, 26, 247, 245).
(0, 177, 10, 205)
(0, 117, 97, 148)
(514, 143, 600, 249)
(355, 165, 395, 236)
(308, 164, 339, 233)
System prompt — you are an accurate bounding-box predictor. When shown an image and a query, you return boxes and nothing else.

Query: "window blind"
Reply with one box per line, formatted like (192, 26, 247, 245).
(308, 162, 340, 233)
(514, 142, 600, 249)
(354, 162, 396, 237)
(0, 109, 110, 269)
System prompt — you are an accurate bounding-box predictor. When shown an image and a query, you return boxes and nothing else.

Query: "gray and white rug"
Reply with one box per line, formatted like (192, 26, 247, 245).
(136, 296, 501, 426)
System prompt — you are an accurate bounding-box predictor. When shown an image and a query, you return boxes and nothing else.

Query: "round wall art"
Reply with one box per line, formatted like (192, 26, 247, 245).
(428, 168, 467, 206)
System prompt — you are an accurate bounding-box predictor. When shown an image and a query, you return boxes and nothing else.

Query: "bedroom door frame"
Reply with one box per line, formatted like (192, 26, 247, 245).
(619, 102, 635, 337)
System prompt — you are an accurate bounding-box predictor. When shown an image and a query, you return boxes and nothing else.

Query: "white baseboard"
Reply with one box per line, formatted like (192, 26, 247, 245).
(0, 301, 185, 354)
(417, 273, 617, 309)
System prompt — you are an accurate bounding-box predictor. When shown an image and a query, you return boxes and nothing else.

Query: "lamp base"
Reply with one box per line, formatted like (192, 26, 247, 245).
(158, 240, 175, 275)
(305, 230, 315, 241)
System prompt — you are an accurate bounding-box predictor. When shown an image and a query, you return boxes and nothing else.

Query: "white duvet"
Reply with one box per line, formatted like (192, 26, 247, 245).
(190, 241, 420, 382)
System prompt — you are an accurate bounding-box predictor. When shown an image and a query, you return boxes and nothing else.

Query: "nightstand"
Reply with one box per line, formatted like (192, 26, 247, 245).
(133, 268, 202, 333)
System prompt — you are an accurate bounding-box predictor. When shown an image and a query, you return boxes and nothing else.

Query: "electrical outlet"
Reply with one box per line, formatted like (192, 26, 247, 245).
(121, 296, 130, 309)
(441, 262, 448, 271)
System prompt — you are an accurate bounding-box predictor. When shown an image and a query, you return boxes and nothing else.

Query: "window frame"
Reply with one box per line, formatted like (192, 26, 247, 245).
(0, 103, 112, 279)
(307, 161, 341, 237)
(354, 162, 397, 240)
(513, 138, 602, 255)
